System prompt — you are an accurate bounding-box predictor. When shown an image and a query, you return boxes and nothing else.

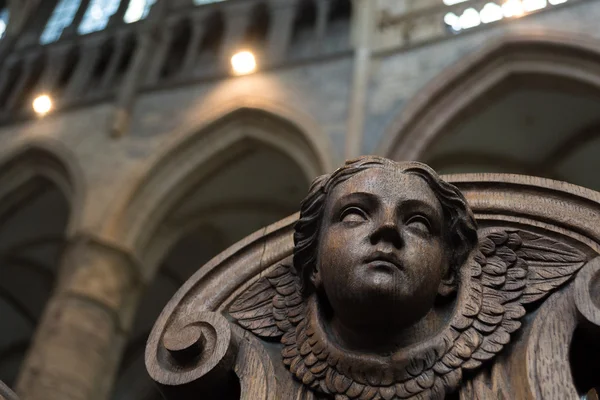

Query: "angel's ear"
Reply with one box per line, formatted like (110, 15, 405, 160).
(438, 259, 457, 296)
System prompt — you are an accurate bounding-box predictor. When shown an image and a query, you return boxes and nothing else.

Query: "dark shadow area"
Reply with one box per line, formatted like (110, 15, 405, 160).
(570, 322, 600, 396)
(161, 19, 191, 79)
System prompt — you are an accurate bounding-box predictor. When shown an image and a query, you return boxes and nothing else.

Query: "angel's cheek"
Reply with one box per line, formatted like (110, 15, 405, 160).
(403, 237, 446, 300)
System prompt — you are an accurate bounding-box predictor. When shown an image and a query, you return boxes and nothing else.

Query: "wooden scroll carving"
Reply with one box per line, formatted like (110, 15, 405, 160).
(146, 156, 600, 400)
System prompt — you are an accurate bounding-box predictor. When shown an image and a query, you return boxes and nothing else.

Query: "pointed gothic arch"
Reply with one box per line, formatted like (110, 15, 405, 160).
(379, 29, 600, 161)
(101, 100, 332, 264)
(0, 139, 85, 234)
(0, 139, 84, 388)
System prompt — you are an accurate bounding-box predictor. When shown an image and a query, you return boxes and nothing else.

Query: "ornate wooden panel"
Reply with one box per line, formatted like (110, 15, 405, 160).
(144, 158, 600, 399)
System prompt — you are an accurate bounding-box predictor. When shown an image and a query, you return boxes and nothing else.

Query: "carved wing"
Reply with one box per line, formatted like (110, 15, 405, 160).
(229, 264, 304, 339)
(436, 229, 586, 380)
(230, 230, 586, 400)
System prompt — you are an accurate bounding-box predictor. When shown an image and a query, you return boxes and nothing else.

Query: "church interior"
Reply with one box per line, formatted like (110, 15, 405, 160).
(0, 0, 599, 399)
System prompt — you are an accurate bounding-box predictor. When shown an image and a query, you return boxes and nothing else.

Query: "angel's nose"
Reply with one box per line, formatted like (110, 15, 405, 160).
(370, 214, 403, 249)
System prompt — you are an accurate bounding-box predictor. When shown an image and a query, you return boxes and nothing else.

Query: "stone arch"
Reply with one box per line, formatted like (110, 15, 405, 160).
(0, 138, 85, 235)
(0, 138, 84, 387)
(379, 29, 600, 161)
(101, 102, 332, 263)
(108, 105, 331, 400)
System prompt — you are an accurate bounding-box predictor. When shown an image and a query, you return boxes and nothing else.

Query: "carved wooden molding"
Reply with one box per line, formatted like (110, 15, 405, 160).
(0, 381, 18, 400)
(146, 158, 600, 399)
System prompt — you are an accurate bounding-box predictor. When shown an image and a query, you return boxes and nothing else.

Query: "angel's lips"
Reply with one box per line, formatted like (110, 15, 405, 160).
(364, 253, 403, 272)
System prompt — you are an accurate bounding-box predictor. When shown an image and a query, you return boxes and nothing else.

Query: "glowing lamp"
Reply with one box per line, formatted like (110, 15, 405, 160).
(32, 94, 52, 116)
(231, 51, 257, 76)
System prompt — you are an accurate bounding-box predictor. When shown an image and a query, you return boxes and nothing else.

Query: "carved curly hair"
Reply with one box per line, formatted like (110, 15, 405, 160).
(293, 156, 478, 296)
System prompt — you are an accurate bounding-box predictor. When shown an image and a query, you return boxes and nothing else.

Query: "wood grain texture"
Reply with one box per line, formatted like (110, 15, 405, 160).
(146, 157, 600, 399)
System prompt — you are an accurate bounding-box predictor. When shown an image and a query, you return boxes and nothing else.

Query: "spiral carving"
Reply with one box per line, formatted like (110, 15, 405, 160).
(145, 310, 237, 398)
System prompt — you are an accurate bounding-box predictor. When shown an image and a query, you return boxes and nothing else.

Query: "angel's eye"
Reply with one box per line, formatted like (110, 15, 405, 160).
(406, 215, 431, 233)
(340, 206, 368, 223)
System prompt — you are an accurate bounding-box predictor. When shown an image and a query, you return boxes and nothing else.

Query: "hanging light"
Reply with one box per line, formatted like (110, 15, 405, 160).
(231, 51, 257, 76)
(32, 94, 52, 116)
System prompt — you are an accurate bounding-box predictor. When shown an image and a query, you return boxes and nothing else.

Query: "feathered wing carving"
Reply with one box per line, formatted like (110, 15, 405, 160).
(229, 264, 304, 339)
(229, 230, 586, 399)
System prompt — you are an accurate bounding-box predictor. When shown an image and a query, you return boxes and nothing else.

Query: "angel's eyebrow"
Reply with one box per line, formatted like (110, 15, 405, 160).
(399, 199, 441, 219)
(331, 192, 378, 212)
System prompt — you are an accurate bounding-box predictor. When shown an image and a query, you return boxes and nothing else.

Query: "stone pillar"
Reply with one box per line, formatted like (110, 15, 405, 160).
(182, 12, 207, 74)
(345, 0, 373, 159)
(98, 34, 125, 91)
(34, 44, 71, 93)
(4, 53, 34, 111)
(106, 0, 130, 28)
(64, 37, 104, 100)
(145, 20, 177, 85)
(0, 57, 18, 107)
(266, 0, 298, 65)
(15, 235, 145, 400)
(111, 1, 167, 137)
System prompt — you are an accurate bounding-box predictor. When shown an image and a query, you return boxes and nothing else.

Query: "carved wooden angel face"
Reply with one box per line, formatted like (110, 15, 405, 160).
(315, 167, 450, 332)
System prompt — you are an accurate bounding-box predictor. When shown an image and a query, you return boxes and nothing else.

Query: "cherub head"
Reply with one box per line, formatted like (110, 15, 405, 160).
(293, 156, 478, 335)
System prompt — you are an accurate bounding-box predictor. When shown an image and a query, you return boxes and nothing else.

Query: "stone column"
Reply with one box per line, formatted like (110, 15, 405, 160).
(63, 38, 104, 100)
(345, 0, 374, 159)
(266, 0, 298, 65)
(0, 57, 18, 107)
(181, 12, 207, 74)
(34, 44, 71, 93)
(15, 235, 145, 400)
(111, 1, 167, 137)
(144, 20, 177, 85)
(106, 0, 130, 28)
(99, 34, 126, 91)
(4, 53, 34, 111)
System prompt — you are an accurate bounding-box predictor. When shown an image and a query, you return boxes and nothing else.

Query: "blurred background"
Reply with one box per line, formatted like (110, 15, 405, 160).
(0, 0, 598, 399)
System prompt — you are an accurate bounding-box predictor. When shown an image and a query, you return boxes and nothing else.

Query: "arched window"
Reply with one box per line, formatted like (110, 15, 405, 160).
(40, 0, 81, 44)
(123, 0, 156, 24)
(78, 0, 121, 35)
(0, 6, 9, 39)
(443, 0, 569, 33)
